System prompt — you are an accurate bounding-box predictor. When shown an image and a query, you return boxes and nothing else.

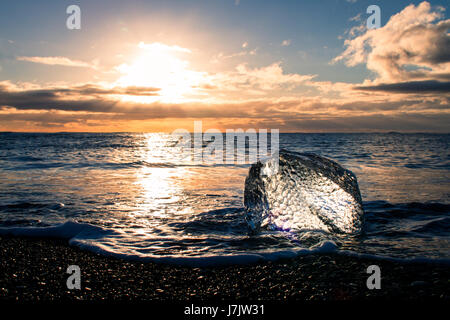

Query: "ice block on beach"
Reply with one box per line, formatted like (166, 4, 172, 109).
(244, 149, 364, 234)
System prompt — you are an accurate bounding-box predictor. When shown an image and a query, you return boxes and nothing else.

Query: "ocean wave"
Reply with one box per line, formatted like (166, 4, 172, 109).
(1, 160, 250, 171)
(0, 221, 337, 266)
(0, 133, 449, 267)
(0, 220, 448, 267)
(0, 221, 112, 240)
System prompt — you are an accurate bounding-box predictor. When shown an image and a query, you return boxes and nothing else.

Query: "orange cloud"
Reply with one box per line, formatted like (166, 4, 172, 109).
(334, 2, 450, 83)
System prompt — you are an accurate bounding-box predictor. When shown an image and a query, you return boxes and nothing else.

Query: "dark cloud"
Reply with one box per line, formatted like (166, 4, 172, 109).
(0, 82, 447, 118)
(0, 83, 161, 112)
(282, 113, 450, 132)
(2, 108, 449, 133)
(422, 21, 450, 64)
(71, 84, 161, 96)
(0, 82, 159, 100)
(0, 79, 449, 132)
(354, 80, 450, 93)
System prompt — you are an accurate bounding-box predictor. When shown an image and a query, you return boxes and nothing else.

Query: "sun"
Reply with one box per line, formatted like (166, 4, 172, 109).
(115, 42, 205, 103)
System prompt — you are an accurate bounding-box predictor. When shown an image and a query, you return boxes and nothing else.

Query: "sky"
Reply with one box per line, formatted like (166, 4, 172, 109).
(0, 0, 449, 132)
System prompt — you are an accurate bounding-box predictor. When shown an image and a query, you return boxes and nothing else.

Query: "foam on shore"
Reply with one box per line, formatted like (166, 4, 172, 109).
(1, 221, 448, 267)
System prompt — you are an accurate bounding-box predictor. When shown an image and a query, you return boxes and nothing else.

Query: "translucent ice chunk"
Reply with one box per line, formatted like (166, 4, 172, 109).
(244, 149, 364, 234)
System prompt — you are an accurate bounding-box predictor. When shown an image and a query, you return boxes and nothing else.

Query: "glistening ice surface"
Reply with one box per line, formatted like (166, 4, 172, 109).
(244, 150, 364, 234)
(0, 133, 449, 265)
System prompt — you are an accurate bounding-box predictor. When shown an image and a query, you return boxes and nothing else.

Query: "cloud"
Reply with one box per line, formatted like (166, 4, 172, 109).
(281, 39, 291, 46)
(0, 81, 160, 113)
(208, 62, 316, 94)
(1, 76, 448, 133)
(354, 80, 450, 93)
(210, 47, 257, 63)
(17, 56, 98, 69)
(1, 14, 449, 133)
(349, 13, 361, 22)
(137, 41, 191, 53)
(2, 101, 448, 132)
(334, 2, 450, 83)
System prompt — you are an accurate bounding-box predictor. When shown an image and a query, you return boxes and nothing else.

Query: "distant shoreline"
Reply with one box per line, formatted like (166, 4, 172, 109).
(1, 235, 448, 302)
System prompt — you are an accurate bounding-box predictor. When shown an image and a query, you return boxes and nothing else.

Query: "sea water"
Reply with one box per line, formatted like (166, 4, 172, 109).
(0, 132, 448, 265)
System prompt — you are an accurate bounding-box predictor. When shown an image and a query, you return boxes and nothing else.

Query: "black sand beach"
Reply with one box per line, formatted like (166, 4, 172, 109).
(1, 236, 448, 302)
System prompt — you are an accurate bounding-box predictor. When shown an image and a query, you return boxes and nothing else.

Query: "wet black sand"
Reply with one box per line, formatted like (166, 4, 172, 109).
(0, 236, 448, 302)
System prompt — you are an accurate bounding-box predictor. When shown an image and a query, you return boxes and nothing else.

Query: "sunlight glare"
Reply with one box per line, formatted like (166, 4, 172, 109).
(116, 42, 205, 103)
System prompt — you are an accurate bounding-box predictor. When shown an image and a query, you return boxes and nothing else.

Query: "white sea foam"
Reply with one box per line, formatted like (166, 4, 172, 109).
(1, 221, 448, 266)
(0, 221, 341, 266)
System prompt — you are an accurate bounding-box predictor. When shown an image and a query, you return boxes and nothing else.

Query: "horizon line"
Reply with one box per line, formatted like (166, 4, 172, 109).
(1, 131, 449, 134)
